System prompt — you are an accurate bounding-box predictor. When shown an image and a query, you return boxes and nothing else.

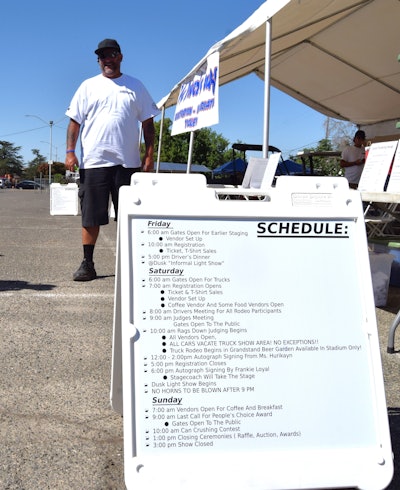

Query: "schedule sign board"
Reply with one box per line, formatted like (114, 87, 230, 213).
(111, 174, 393, 490)
(50, 183, 79, 216)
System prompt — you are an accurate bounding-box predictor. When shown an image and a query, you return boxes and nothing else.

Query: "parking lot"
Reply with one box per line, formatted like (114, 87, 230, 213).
(1, 187, 400, 489)
(0, 188, 124, 489)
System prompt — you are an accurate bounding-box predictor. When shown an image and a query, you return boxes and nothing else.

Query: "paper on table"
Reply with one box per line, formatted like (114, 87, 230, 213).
(358, 141, 398, 192)
(242, 153, 281, 189)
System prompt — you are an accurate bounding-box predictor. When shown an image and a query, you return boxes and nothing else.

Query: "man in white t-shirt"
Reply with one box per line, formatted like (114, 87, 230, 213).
(340, 130, 366, 189)
(65, 39, 160, 281)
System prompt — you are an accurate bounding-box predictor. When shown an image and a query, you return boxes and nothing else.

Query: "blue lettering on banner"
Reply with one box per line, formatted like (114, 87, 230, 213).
(174, 107, 193, 121)
(185, 118, 198, 128)
(178, 67, 218, 104)
(197, 98, 214, 113)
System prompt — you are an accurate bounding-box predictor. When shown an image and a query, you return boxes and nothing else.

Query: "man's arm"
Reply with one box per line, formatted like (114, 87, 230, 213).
(340, 158, 364, 168)
(65, 119, 81, 171)
(141, 117, 156, 172)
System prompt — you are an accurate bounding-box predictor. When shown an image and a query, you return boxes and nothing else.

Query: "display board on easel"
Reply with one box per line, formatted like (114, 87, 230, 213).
(386, 140, 400, 192)
(111, 173, 393, 490)
(50, 183, 79, 216)
(358, 140, 398, 192)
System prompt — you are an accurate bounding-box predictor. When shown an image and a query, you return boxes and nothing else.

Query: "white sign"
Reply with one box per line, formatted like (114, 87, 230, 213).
(358, 141, 398, 192)
(242, 153, 281, 189)
(111, 174, 393, 490)
(386, 140, 400, 192)
(50, 183, 79, 216)
(171, 52, 219, 136)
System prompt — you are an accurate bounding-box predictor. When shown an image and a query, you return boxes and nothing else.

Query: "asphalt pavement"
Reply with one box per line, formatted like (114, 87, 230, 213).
(0, 187, 399, 490)
(0, 188, 124, 489)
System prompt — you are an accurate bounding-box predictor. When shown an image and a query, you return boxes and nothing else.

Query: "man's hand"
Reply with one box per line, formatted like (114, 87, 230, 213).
(65, 152, 78, 171)
(141, 155, 154, 172)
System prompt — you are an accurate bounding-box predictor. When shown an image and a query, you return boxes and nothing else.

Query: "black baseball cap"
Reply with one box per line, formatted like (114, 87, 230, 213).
(95, 39, 121, 55)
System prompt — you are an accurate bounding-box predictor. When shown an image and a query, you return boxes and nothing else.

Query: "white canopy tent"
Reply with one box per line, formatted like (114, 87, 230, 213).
(157, 0, 400, 159)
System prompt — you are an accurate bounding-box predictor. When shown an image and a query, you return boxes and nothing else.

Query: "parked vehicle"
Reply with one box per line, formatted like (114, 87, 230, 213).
(15, 180, 42, 190)
(0, 178, 11, 188)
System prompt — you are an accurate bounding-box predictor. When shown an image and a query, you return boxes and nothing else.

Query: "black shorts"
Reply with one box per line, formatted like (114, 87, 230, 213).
(78, 166, 140, 227)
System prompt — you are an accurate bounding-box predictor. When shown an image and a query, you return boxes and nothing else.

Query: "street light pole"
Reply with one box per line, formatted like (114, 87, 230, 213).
(49, 120, 53, 185)
(25, 115, 55, 186)
(40, 140, 59, 172)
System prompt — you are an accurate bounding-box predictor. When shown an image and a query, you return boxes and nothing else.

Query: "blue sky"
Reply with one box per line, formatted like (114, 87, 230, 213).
(0, 0, 329, 164)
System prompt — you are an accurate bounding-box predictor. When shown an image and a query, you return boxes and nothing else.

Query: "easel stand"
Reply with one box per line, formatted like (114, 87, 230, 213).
(111, 174, 393, 490)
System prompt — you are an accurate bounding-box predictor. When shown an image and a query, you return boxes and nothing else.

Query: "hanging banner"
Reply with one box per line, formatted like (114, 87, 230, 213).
(171, 52, 219, 136)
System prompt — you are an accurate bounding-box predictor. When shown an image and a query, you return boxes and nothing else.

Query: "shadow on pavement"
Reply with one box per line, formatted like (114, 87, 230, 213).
(0, 280, 56, 292)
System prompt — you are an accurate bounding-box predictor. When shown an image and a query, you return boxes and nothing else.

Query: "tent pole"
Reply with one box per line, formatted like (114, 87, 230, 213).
(262, 16, 272, 159)
(156, 106, 165, 173)
(187, 131, 194, 173)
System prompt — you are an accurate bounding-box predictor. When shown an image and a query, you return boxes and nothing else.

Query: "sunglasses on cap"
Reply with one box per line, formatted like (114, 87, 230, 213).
(98, 50, 120, 60)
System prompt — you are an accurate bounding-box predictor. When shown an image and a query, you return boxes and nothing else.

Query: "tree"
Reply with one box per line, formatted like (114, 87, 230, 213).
(51, 162, 67, 184)
(37, 162, 49, 177)
(24, 149, 47, 180)
(192, 127, 230, 168)
(0, 141, 24, 177)
(36, 158, 66, 181)
(52, 162, 66, 175)
(293, 118, 358, 176)
(297, 138, 343, 176)
(324, 118, 357, 151)
(153, 118, 188, 163)
(153, 118, 230, 170)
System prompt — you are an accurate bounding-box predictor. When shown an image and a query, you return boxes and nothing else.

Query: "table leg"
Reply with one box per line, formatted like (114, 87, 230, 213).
(387, 309, 400, 353)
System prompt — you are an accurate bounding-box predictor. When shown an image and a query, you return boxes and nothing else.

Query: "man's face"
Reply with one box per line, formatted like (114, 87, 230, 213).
(354, 135, 365, 147)
(97, 49, 122, 78)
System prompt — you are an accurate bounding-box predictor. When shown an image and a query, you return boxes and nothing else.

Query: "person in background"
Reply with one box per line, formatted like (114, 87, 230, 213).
(340, 129, 366, 189)
(65, 39, 160, 281)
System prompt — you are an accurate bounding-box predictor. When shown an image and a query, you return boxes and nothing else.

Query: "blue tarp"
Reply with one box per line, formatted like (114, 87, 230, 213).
(213, 158, 306, 176)
(212, 158, 246, 175)
(158, 162, 211, 173)
(276, 159, 308, 175)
